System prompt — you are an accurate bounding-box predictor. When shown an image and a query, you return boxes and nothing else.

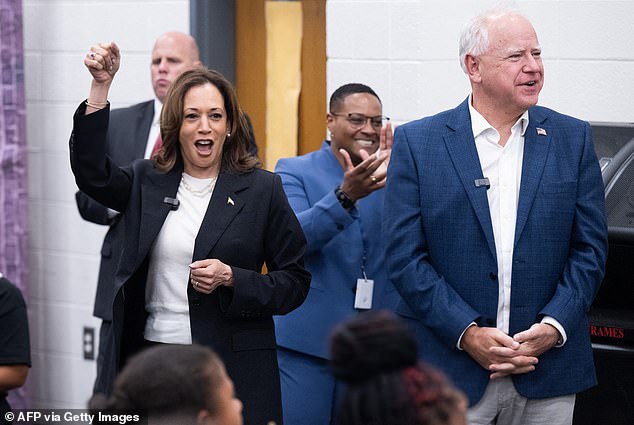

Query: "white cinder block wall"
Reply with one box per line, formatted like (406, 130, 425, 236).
(22, 0, 634, 409)
(24, 0, 189, 408)
(327, 0, 634, 125)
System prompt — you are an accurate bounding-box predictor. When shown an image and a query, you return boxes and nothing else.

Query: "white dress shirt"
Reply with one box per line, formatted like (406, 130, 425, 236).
(143, 98, 163, 159)
(470, 101, 527, 335)
(465, 98, 566, 345)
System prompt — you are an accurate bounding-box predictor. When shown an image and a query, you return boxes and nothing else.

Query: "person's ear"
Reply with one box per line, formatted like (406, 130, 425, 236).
(326, 114, 335, 137)
(465, 54, 482, 83)
(193, 60, 203, 69)
(196, 409, 212, 424)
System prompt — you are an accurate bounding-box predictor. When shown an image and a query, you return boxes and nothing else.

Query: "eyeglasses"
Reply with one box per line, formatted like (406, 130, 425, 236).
(330, 112, 390, 129)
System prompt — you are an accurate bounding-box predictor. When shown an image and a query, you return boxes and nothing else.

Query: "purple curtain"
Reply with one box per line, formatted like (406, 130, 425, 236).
(0, 0, 29, 409)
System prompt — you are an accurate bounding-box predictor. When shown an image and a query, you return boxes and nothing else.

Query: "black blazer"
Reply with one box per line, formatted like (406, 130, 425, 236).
(75, 100, 154, 320)
(76, 101, 260, 321)
(70, 104, 310, 425)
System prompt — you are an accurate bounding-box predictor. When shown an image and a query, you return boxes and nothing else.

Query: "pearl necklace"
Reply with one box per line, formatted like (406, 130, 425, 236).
(181, 174, 217, 197)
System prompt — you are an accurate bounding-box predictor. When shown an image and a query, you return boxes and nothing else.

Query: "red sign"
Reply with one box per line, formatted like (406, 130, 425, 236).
(589, 325, 625, 339)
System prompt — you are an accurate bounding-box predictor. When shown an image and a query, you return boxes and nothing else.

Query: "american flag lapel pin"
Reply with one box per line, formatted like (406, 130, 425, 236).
(536, 127, 547, 136)
(227, 196, 235, 206)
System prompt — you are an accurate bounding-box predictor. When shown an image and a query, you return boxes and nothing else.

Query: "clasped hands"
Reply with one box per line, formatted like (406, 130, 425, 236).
(461, 323, 561, 379)
(190, 259, 234, 294)
(339, 122, 393, 202)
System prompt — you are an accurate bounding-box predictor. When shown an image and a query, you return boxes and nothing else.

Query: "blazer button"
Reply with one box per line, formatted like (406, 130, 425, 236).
(485, 318, 495, 326)
(489, 272, 497, 281)
(336, 224, 344, 231)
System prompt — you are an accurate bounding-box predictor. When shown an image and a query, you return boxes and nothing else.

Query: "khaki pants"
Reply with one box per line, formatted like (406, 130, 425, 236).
(468, 376, 575, 425)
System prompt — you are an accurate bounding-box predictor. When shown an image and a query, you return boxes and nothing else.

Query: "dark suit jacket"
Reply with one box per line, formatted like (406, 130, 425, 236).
(383, 98, 608, 405)
(70, 104, 309, 425)
(76, 100, 154, 320)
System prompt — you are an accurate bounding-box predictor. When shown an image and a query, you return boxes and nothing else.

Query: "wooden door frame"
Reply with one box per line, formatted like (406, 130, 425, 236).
(235, 0, 326, 165)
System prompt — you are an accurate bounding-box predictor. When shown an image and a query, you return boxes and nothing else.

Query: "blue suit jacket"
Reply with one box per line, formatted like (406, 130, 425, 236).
(383, 98, 608, 405)
(274, 141, 401, 359)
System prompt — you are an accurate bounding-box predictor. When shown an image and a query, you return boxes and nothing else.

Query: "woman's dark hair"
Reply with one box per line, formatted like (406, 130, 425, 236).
(89, 344, 224, 421)
(154, 68, 259, 174)
(330, 310, 465, 425)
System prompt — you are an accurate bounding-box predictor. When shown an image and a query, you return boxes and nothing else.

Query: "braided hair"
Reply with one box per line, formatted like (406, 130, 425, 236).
(330, 310, 466, 425)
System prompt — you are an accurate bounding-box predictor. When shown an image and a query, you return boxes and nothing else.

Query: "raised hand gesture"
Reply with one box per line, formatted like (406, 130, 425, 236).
(84, 42, 121, 85)
(373, 120, 393, 180)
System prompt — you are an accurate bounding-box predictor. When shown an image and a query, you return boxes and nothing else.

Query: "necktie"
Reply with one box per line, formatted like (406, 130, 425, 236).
(151, 133, 162, 159)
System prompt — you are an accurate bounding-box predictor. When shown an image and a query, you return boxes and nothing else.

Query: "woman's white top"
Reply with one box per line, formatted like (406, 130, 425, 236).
(143, 172, 217, 344)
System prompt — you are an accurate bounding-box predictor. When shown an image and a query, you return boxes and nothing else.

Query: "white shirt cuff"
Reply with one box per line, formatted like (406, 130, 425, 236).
(457, 322, 477, 350)
(541, 316, 567, 347)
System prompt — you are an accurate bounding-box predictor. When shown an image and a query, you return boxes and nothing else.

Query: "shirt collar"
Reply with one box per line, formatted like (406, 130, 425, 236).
(468, 94, 529, 138)
(152, 98, 163, 126)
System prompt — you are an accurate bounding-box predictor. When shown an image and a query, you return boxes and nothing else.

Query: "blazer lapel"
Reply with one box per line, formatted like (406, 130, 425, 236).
(133, 101, 155, 158)
(514, 109, 551, 245)
(192, 171, 250, 260)
(137, 167, 181, 261)
(444, 100, 497, 258)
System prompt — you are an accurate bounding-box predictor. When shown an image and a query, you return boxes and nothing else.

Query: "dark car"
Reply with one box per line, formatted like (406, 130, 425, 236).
(573, 122, 634, 425)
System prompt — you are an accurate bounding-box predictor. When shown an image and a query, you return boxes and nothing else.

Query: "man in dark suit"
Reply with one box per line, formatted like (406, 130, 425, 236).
(76, 31, 203, 391)
(384, 9, 608, 425)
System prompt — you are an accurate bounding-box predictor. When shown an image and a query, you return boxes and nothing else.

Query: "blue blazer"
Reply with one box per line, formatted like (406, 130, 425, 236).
(274, 142, 400, 359)
(383, 98, 608, 405)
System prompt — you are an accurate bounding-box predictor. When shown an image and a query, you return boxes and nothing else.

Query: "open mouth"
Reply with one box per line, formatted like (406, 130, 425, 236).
(524, 81, 537, 86)
(195, 140, 214, 155)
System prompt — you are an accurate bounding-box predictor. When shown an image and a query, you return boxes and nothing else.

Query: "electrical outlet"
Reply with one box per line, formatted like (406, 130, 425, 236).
(83, 327, 95, 360)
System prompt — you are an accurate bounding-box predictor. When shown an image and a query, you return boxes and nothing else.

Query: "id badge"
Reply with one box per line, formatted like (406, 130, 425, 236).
(354, 278, 374, 309)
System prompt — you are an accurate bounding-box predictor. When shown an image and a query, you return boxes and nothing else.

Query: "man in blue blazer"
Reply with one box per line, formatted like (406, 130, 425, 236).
(274, 83, 401, 424)
(384, 10, 608, 425)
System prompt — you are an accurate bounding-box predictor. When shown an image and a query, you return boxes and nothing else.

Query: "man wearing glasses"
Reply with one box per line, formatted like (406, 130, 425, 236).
(273, 83, 401, 424)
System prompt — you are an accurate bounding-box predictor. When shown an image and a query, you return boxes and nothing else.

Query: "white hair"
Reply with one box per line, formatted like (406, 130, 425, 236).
(459, 8, 527, 74)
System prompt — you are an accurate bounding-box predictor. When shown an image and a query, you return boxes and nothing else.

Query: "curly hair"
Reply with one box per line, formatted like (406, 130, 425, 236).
(330, 310, 466, 425)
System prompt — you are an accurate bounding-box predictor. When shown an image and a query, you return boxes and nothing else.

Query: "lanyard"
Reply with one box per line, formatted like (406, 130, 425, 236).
(361, 248, 368, 281)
